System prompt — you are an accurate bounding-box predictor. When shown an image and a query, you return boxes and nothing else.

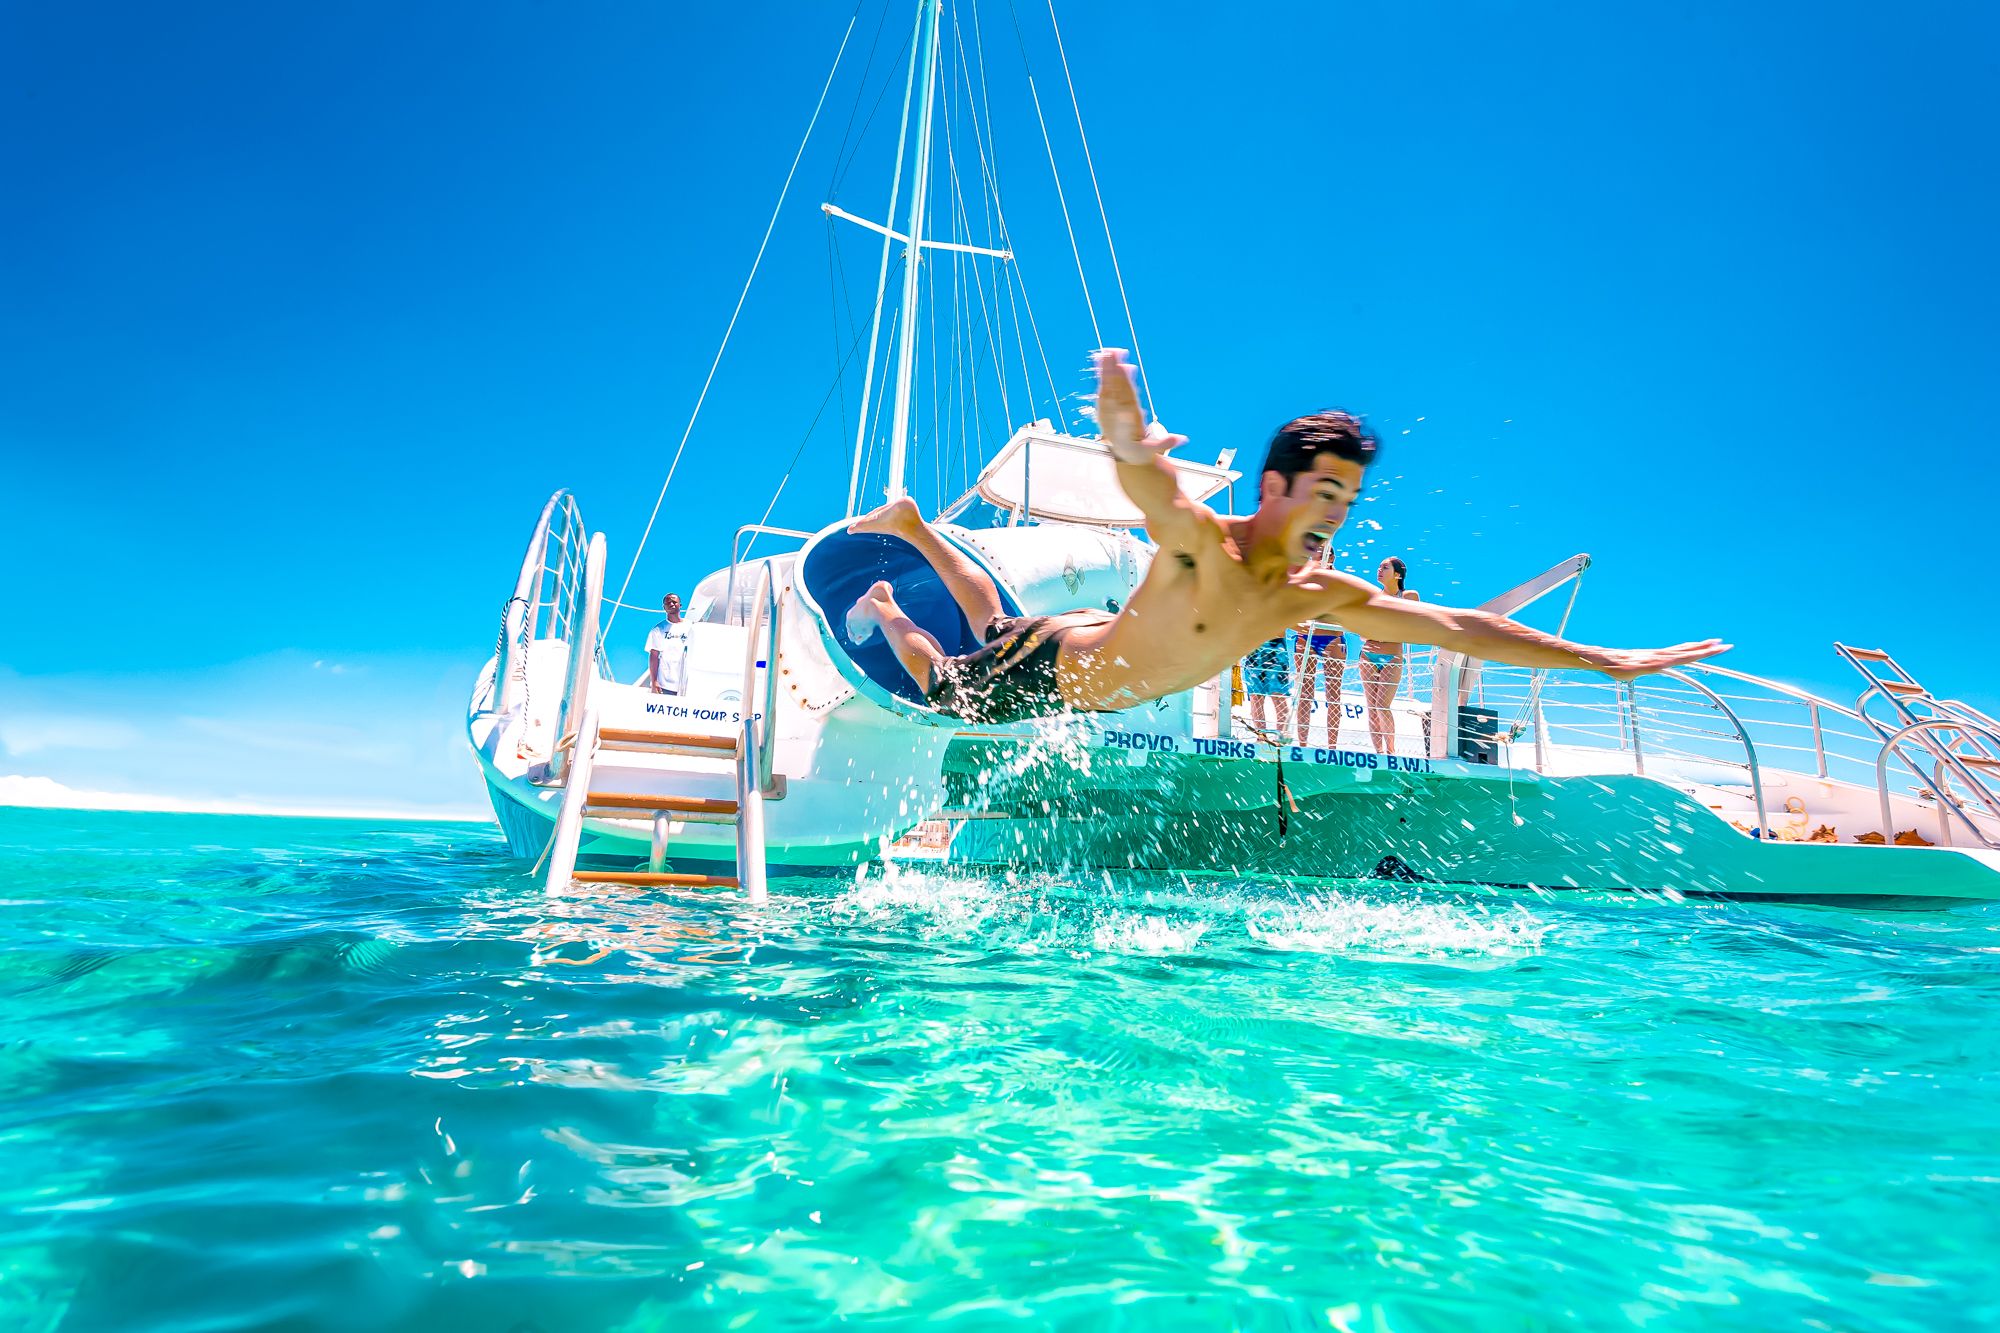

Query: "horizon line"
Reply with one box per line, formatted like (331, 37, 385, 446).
(0, 774, 494, 824)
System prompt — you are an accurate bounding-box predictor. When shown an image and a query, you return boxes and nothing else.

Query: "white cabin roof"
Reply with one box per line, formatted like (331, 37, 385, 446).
(961, 423, 1240, 527)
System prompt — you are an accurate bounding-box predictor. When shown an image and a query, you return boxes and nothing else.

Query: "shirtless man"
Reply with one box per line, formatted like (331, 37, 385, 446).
(844, 349, 1726, 724)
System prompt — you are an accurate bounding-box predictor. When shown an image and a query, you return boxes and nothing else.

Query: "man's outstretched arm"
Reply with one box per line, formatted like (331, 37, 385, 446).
(1322, 577, 1727, 681)
(1095, 348, 1208, 545)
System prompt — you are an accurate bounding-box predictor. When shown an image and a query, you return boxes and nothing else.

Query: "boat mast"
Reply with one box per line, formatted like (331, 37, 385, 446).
(828, 0, 1007, 511)
(884, 0, 945, 503)
(842, 0, 927, 518)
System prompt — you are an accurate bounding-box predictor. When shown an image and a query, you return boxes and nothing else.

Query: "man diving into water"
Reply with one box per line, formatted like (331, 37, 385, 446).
(845, 349, 1727, 724)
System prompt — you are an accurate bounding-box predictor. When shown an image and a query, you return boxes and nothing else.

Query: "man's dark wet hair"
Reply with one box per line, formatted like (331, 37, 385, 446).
(1261, 411, 1379, 486)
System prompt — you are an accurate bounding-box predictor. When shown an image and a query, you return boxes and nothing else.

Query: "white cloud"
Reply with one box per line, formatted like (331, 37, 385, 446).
(0, 650, 491, 813)
(0, 774, 491, 823)
(0, 715, 143, 757)
(179, 716, 410, 767)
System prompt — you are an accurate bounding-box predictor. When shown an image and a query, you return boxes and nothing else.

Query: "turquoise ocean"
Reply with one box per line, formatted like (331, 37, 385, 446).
(4, 807, 1998, 1331)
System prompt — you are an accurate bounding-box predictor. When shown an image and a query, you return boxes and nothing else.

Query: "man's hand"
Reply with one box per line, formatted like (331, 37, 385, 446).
(1092, 347, 1211, 546)
(1094, 349, 1181, 463)
(1329, 581, 1730, 680)
(1576, 640, 1731, 682)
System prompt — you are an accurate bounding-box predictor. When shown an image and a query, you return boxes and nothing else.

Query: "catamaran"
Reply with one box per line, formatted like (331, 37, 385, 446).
(465, 0, 2000, 903)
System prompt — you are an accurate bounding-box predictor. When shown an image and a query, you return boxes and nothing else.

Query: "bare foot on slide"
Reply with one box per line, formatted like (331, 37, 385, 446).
(845, 582, 892, 644)
(847, 496, 922, 537)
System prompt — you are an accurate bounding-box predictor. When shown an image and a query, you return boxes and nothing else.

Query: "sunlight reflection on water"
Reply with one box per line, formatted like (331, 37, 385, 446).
(3, 810, 1998, 1331)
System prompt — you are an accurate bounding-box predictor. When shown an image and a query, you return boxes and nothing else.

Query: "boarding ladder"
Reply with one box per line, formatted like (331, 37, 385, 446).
(536, 537, 780, 901)
(1836, 643, 2000, 848)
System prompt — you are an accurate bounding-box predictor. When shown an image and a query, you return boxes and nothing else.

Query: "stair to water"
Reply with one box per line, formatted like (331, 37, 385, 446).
(544, 710, 775, 896)
(597, 727, 738, 757)
(572, 869, 741, 889)
(583, 791, 739, 820)
(540, 555, 780, 899)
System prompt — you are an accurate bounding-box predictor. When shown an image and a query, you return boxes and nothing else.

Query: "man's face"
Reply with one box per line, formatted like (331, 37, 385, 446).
(663, 594, 682, 620)
(1260, 455, 1366, 567)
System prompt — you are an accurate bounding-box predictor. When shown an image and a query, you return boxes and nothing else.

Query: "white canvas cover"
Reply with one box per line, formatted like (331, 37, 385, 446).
(969, 423, 1239, 527)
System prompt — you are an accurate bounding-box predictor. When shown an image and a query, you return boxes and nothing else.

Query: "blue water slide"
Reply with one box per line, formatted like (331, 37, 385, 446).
(794, 524, 1024, 721)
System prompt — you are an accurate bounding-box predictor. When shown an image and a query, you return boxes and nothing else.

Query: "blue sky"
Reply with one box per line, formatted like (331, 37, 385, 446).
(3, 0, 1995, 815)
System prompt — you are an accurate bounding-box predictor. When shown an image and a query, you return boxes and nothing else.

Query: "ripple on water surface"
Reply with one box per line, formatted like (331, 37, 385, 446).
(2, 807, 1998, 1331)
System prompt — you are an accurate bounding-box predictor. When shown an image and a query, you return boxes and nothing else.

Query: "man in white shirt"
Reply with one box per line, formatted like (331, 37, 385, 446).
(645, 593, 691, 694)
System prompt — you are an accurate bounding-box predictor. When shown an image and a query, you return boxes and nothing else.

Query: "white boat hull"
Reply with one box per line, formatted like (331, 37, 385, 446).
(469, 499, 2000, 902)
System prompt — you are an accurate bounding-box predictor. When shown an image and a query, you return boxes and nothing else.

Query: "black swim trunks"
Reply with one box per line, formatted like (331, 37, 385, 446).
(925, 609, 1116, 724)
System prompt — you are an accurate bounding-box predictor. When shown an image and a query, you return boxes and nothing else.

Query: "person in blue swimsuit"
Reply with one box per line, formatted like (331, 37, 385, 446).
(1243, 635, 1291, 738)
(1360, 556, 1418, 753)
(1290, 619, 1346, 744)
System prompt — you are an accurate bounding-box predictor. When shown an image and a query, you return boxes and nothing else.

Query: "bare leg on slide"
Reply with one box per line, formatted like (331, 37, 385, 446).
(849, 496, 1006, 638)
(845, 580, 948, 694)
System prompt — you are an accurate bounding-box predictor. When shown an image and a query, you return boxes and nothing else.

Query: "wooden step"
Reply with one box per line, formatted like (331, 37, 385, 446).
(584, 791, 739, 817)
(572, 870, 741, 889)
(1843, 646, 1893, 661)
(598, 727, 738, 754)
(1957, 754, 2000, 770)
(1880, 679, 1928, 697)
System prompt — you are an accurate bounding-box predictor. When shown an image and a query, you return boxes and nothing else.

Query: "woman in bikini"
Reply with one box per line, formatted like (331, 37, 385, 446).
(1360, 557, 1417, 754)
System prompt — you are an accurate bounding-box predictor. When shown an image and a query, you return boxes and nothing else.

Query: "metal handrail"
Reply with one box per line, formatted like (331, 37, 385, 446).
(543, 704, 600, 890)
(1875, 718, 2000, 850)
(733, 563, 783, 903)
(1662, 668, 1768, 835)
(723, 525, 813, 622)
(742, 565, 785, 794)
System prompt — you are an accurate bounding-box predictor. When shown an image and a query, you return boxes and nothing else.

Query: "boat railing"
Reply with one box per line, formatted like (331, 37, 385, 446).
(498, 489, 611, 716)
(549, 531, 607, 784)
(1874, 718, 2000, 848)
(1442, 656, 1998, 843)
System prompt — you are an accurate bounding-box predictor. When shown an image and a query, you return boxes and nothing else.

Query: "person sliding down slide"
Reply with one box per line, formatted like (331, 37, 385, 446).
(845, 349, 1727, 725)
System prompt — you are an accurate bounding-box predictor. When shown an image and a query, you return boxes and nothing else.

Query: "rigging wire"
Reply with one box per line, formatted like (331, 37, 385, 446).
(946, 7, 1017, 430)
(1007, 246, 1072, 432)
(1025, 73, 1103, 353)
(745, 283, 898, 555)
(962, 0, 1029, 423)
(926, 213, 943, 511)
(824, 0, 899, 196)
(827, 219, 853, 447)
(606, 11, 859, 639)
(1002, 0, 1104, 360)
(936, 30, 1007, 473)
(965, 0, 1070, 438)
(845, 0, 930, 517)
(1043, 0, 1155, 420)
(853, 297, 904, 508)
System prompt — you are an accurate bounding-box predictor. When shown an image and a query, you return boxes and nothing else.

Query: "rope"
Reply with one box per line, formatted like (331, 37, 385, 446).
(496, 594, 531, 720)
(605, 13, 858, 641)
(1042, 0, 1154, 420)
